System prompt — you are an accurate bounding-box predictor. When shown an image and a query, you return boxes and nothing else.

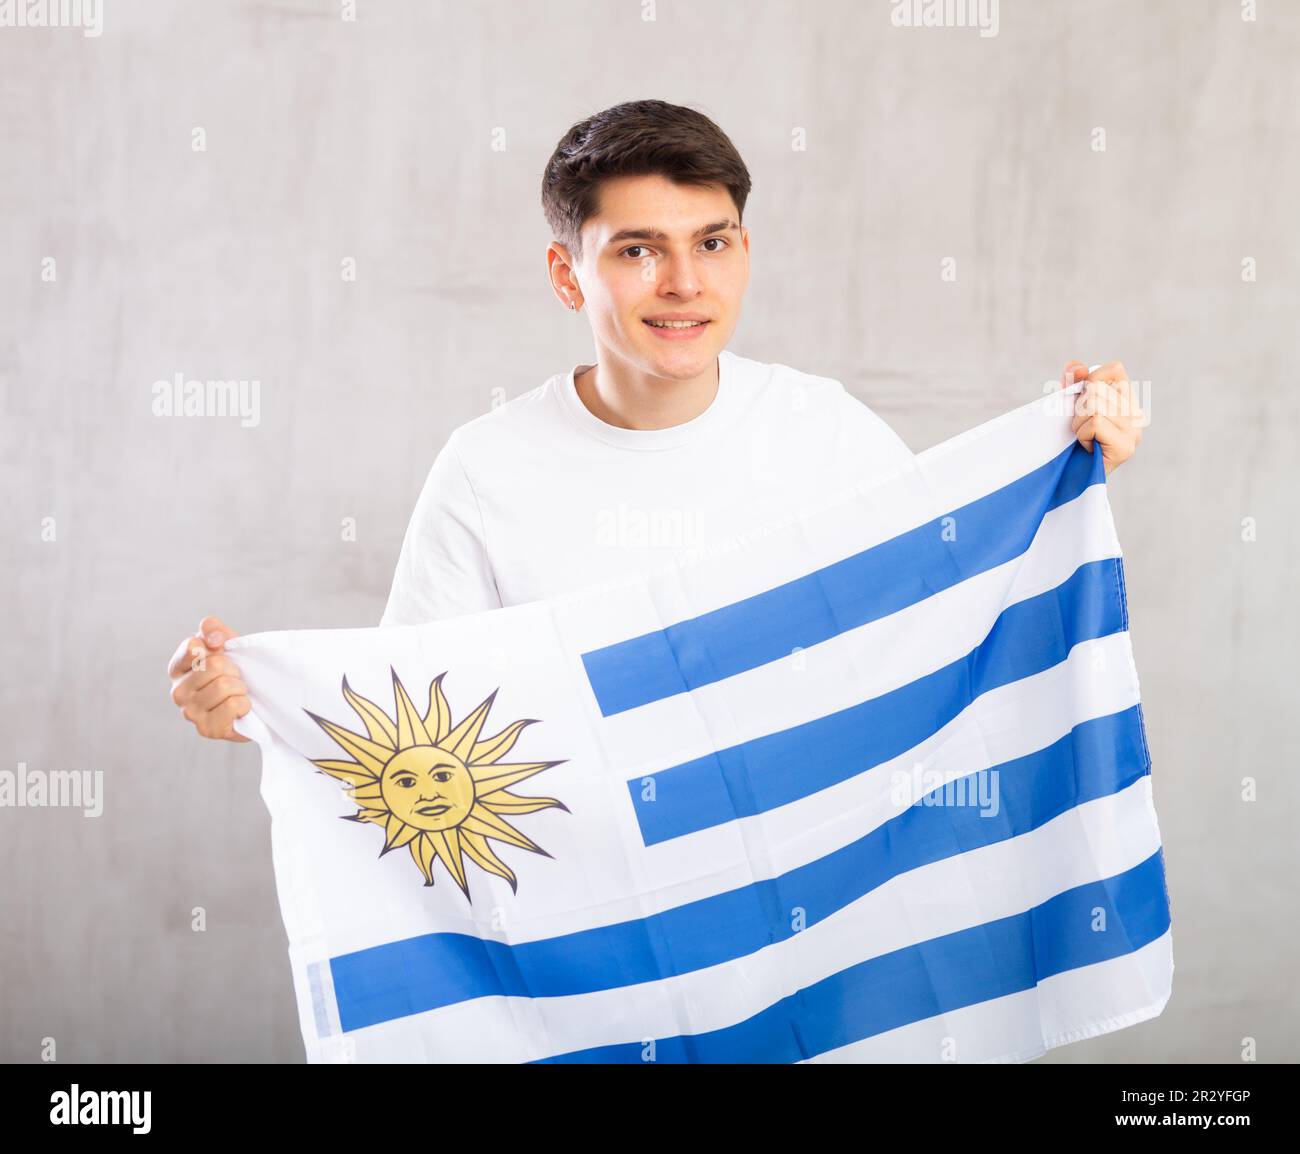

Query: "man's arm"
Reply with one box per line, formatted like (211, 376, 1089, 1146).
(380, 431, 504, 626)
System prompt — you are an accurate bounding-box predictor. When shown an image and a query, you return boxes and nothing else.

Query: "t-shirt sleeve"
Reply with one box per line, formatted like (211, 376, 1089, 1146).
(835, 384, 914, 468)
(380, 432, 504, 626)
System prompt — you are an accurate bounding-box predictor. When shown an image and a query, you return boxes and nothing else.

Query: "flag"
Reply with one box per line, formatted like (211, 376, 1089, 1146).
(228, 382, 1173, 1063)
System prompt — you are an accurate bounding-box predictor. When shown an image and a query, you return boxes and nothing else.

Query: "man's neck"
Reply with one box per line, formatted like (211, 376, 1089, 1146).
(574, 356, 719, 431)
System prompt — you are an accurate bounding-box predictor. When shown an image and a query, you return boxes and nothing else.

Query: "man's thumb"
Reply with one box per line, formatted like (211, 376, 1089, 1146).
(198, 615, 239, 649)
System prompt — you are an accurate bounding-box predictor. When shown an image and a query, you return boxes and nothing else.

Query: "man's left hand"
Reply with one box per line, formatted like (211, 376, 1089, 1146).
(1060, 360, 1144, 475)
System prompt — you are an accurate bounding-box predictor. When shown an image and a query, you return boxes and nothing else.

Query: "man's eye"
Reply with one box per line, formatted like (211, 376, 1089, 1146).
(395, 775, 415, 788)
(622, 240, 726, 258)
(433, 771, 452, 782)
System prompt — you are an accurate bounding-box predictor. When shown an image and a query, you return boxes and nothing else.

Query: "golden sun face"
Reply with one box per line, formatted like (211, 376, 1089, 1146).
(303, 668, 567, 900)
(381, 746, 476, 832)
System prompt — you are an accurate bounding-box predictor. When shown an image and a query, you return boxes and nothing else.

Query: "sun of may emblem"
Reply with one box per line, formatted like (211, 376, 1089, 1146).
(303, 668, 568, 900)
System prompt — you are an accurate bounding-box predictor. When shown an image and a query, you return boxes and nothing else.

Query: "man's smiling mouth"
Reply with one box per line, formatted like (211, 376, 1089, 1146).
(417, 802, 451, 817)
(642, 317, 712, 339)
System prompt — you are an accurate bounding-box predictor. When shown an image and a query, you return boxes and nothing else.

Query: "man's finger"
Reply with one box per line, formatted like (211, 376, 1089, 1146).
(192, 675, 249, 714)
(210, 697, 253, 743)
(168, 635, 209, 679)
(1086, 360, 1128, 383)
(1060, 360, 1089, 387)
(169, 648, 239, 698)
(198, 615, 239, 650)
(1072, 379, 1123, 422)
(1081, 378, 1144, 427)
(1075, 413, 1128, 454)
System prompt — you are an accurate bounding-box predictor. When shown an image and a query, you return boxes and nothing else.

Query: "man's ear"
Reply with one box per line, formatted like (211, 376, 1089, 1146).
(546, 242, 581, 301)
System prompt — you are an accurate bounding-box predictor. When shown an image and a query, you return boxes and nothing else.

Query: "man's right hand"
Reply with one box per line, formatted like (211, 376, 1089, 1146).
(168, 615, 252, 742)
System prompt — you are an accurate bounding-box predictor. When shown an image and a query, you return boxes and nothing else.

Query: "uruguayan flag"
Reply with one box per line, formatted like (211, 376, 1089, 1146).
(230, 383, 1173, 1063)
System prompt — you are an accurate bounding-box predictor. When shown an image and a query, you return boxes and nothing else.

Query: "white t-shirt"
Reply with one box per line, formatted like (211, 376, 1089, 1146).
(380, 348, 914, 625)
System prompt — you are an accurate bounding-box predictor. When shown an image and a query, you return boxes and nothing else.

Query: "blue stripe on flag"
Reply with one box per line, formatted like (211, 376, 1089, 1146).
(630, 554, 1127, 847)
(581, 439, 1101, 717)
(329, 703, 1151, 1034)
(533, 847, 1172, 1063)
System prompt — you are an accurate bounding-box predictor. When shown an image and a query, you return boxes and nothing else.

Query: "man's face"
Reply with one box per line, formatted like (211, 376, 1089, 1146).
(565, 174, 749, 380)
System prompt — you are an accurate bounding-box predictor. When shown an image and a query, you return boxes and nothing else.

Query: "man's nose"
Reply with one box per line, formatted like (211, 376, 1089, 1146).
(654, 253, 703, 296)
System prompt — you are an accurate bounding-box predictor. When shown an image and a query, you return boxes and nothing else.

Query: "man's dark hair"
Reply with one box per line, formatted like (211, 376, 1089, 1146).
(541, 99, 752, 264)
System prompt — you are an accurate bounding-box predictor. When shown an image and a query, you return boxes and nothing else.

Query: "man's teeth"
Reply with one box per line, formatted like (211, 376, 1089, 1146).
(646, 320, 707, 328)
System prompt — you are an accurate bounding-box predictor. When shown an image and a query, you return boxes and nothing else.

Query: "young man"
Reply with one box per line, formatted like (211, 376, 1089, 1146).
(169, 99, 1144, 741)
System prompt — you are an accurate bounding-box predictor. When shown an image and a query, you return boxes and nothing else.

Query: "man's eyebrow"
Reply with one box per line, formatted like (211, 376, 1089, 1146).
(604, 219, 739, 246)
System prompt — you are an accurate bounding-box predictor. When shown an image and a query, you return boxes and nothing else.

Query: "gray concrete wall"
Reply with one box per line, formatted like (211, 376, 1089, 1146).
(1, 0, 1295, 1062)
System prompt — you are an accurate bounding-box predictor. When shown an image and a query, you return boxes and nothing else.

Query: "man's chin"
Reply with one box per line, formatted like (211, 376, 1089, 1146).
(634, 333, 719, 376)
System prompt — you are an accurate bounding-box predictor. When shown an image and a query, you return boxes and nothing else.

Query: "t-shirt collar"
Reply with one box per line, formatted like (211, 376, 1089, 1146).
(557, 350, 735, 451)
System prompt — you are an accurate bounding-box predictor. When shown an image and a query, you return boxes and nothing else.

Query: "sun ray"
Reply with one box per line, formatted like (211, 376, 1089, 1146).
(344, 808, 388, 826)
(469, 717, 538, 766)
(443, 689, 498, 761)
(341, 676, 397, 749)
(479, 792, 567, 817)
(431, 829, 469, 896)
(304, 711, 390, 777)
(462, 807, 546, 855)
(311, 759, 380, 788)
(303, 670, 565, 902)
(472, 759, 568, 794)
(379, 812, 419, 853)
(460, 830, 518, 893)
(412, 834, 437, 885)
(422, 673, 452, 744)
(391, 667, 433, 748)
